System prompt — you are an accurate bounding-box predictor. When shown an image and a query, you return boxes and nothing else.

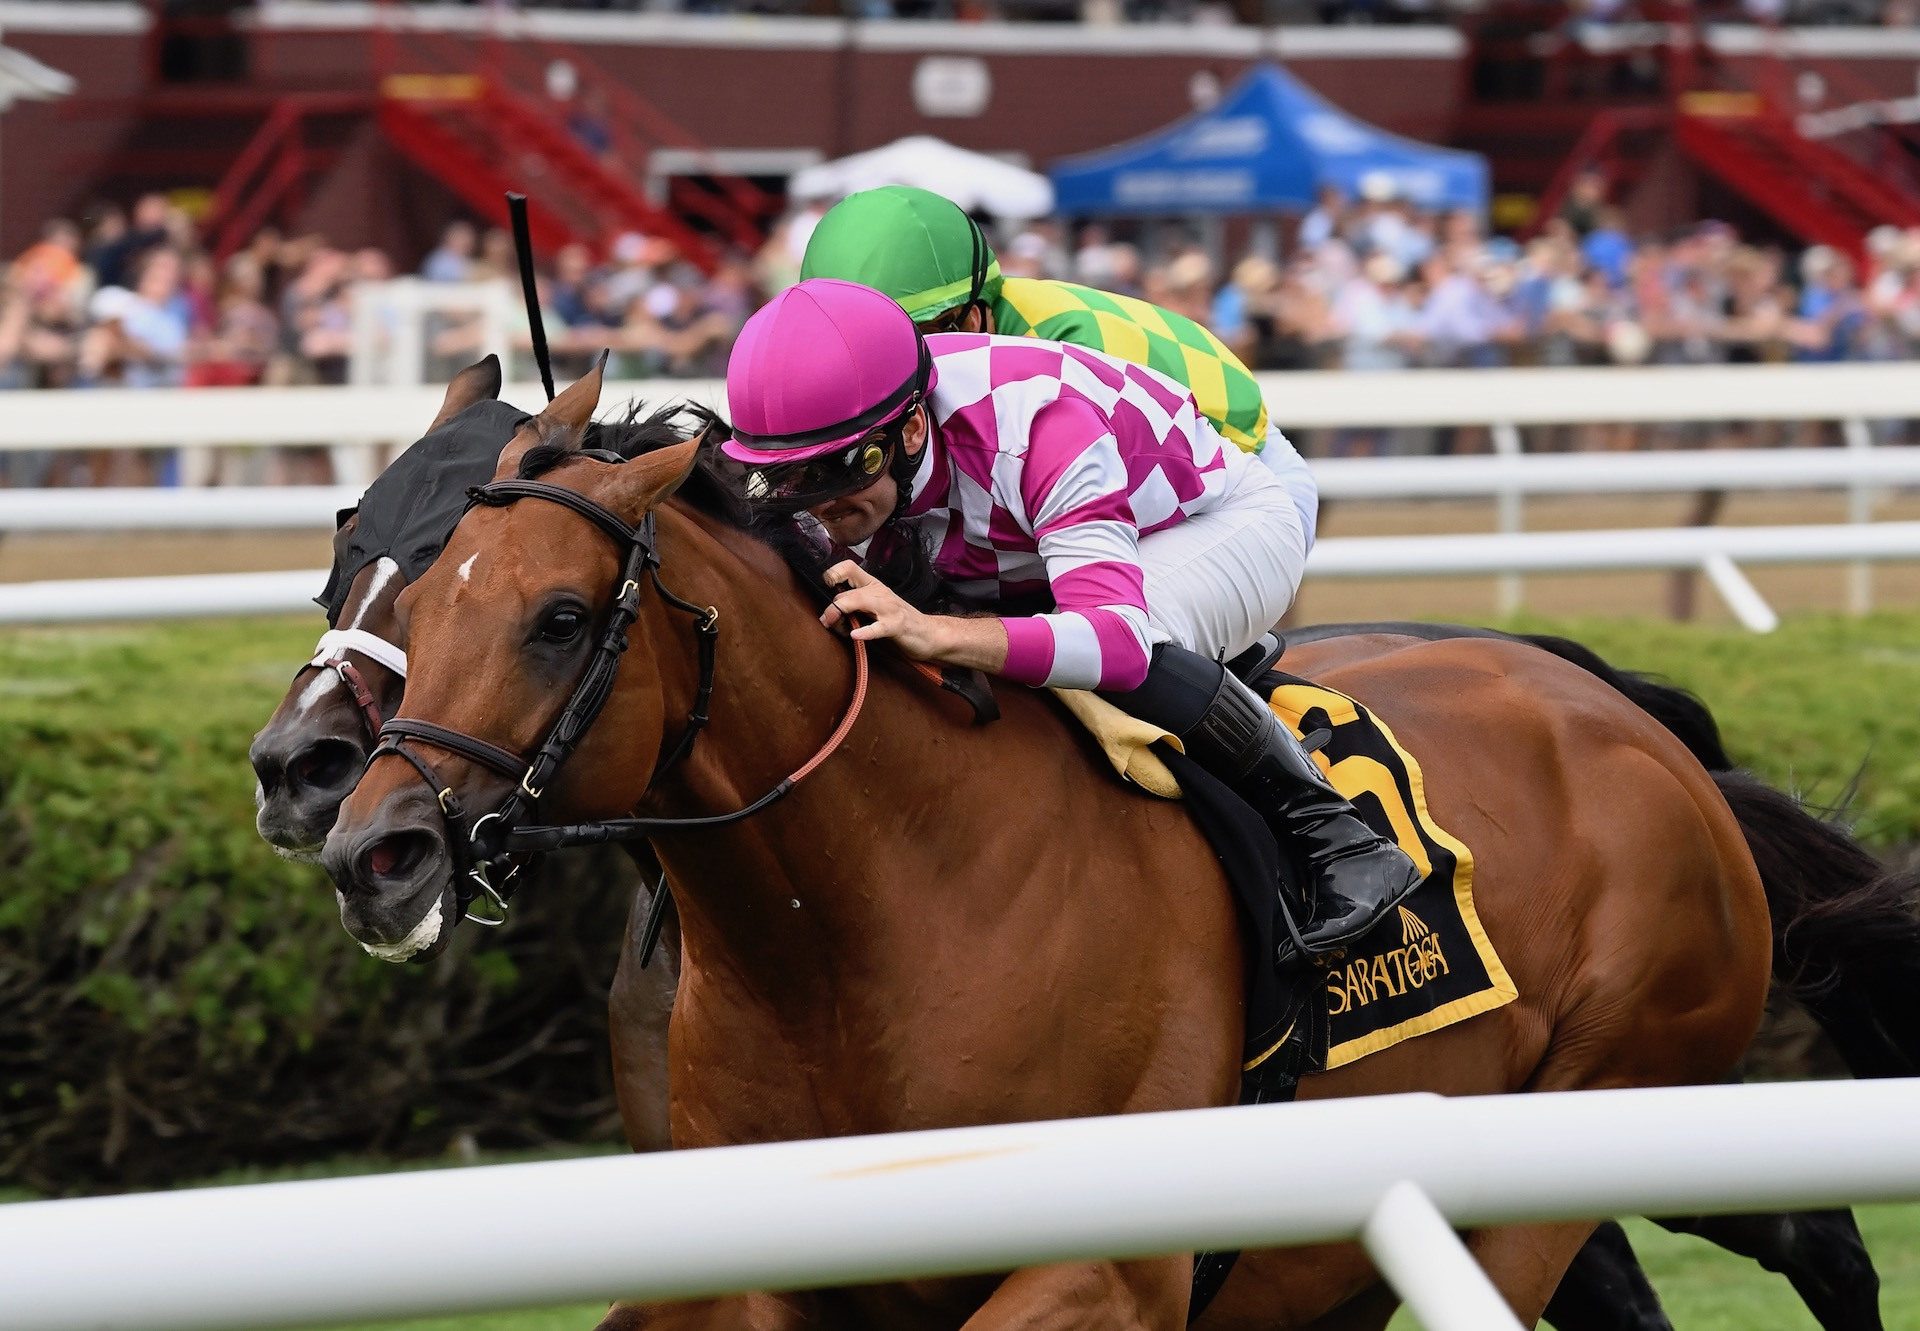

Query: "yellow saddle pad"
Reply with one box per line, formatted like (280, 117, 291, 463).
(1057, 678, 1515, 1072)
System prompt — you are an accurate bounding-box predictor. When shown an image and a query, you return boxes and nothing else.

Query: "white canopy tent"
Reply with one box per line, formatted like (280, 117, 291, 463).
(0, 35, 74, 246)
(789, 136, 1055, 219)
(0, 42, 73, 110)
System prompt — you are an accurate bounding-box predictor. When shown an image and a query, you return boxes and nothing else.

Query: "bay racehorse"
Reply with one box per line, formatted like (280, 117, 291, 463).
(316, 364, 1920, 1329)
(249, 358, 688, 1152)
(251, 362, 1842, 1329)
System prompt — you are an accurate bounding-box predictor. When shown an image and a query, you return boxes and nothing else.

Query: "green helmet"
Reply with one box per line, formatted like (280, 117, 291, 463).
(800, 186, 1002, 326)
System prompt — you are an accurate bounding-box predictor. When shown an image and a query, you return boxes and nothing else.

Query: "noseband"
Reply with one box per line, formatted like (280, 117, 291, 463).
(367, 475, 870, 927)
(309, 628, 409, 740)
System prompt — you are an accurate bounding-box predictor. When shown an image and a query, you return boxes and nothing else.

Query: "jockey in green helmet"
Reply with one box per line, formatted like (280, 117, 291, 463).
(800, 185, 1318, 547)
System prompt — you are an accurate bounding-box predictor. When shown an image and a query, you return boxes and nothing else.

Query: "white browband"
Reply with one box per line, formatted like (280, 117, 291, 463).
(309, 629, 409, 678)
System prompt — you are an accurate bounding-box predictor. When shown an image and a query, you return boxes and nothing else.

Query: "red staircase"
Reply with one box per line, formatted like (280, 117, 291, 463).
(204, 93, 374, 262)
(1674, 92, 1920, 263)
(196, 20, 773, 273)
(371, 25, 773, 274)
(1465, 3, 1920, 258)
(378, 72, 724, 269)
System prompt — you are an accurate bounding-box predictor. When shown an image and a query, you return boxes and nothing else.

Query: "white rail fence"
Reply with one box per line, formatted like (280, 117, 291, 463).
(2, 362, 1919, 629)
(4, 1078, 1920, 1331)
(7, 520, 1918, 632)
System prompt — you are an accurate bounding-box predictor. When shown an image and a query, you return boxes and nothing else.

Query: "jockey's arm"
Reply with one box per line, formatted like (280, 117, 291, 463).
(819, 561, 1009, 671)
(996, 400, 1156, 692)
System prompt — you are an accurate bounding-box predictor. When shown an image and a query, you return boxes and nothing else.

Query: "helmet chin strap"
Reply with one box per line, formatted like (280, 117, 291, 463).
(887, 406, 928, 524)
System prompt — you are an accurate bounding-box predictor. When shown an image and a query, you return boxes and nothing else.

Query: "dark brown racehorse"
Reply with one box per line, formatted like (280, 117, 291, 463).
(319, 364, 1918, 1328)
(251, 359, 510, 859)
(249, 359, 684, 1152)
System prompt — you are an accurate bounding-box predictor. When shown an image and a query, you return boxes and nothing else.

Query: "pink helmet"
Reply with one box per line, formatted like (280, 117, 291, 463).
(722, 279, 928, 464)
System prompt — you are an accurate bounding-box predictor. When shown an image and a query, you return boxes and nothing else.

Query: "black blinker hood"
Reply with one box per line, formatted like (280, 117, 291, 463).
(318, 398, 532, 625)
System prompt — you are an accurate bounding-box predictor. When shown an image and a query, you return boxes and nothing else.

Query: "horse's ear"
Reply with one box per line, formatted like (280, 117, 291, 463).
(427, 355, 502, 432)
(492, 416, 546, 481)
(492, 353, 608, 479)
(612, 434, 704, 515)
(536, 352, 607, 449)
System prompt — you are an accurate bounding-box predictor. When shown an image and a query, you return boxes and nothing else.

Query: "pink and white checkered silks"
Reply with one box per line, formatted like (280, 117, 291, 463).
(871, 333, 1299, 693)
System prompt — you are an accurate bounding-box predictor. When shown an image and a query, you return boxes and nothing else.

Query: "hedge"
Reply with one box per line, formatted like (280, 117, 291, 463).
(0, 619, 640, 1194)
(2, 611, 1916, 1193)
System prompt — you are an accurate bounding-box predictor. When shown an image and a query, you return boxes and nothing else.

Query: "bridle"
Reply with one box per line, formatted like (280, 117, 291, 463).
(366, 473, 871, 928)
(308, 628, 408, 740)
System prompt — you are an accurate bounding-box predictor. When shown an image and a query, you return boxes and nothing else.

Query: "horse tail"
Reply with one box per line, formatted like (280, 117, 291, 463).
(1512, 632, 1920, 1077)
(1513, 633, 1734, 772)
(1304, 621, 1920, 1073)
(1709, 770, 1920, 1079)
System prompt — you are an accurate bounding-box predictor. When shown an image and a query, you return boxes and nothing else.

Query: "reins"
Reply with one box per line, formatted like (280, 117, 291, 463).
(367, 475, 872, 927)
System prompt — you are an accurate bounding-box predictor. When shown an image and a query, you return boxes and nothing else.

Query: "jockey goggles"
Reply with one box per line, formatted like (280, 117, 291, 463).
(737, 405, 917, 514)
(729, 336, 931, 515)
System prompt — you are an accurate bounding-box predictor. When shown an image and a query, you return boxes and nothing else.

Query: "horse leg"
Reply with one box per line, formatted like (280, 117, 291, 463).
(1541, 1222, 1673, 1331)
(609, 871, 681, 1153)
(1464, 1220, 1603, 1328)
(593, 1293, 811, 1331)
(1654, 1210, 1884, 1331)
(955, 1258, 1193, 1330)
(1295, 1282, 1399, 1331)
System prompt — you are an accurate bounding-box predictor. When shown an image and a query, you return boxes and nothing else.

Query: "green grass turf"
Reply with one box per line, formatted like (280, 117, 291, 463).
(1390, 1206, 1920, 1330)
(7, 608, 1920, 842)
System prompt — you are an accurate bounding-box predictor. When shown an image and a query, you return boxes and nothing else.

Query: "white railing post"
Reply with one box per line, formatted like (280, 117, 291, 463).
(1843, 416, 1875, 616)
(1700, 552, 1780, 633)
(387, 277, 427, 390)
(348, 282, 386, 389)
(1490, 423, 1523, 617)
(483, 280, 516, 379)
(1361, 1181, 1525, 1331)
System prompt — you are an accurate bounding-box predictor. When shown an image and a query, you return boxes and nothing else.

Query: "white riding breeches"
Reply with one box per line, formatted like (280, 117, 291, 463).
(1254, 423, 1319, 551)
(1135, 457, 1308, 666)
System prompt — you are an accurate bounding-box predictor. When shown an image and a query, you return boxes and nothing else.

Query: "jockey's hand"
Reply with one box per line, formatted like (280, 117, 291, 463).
(820, 562, 944, 658)
(820, 561, 1009, 673)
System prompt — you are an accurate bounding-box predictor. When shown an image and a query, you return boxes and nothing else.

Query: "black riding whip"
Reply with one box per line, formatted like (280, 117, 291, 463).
(505, 192, 556, 402)
(637, 868, 673, 970)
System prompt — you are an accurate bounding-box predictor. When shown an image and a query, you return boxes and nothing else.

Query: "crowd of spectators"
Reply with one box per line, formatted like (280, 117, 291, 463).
(486, 0, 1920, 26)
(0, 194, 761, 481)
(10, 173, 1920, 476)
(0, 193, 391, 402)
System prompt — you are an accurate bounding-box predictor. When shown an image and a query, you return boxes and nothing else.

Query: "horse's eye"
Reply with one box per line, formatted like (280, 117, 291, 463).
(538, 606, 588, 645)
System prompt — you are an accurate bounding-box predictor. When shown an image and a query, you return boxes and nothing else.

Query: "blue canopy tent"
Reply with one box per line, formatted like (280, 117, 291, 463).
(1049, 64, 1488, 216)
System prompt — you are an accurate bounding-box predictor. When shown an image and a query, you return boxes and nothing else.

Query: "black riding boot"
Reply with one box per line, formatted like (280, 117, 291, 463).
(1108, 644, 1424, 955)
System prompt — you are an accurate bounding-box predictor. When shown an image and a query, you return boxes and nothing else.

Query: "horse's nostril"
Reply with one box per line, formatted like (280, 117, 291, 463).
(358, 829, 436, 885)
(287, 739, 363, 796)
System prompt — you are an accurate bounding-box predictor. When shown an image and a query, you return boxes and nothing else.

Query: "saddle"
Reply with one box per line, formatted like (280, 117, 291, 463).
(1054, 633, 1512, 1080)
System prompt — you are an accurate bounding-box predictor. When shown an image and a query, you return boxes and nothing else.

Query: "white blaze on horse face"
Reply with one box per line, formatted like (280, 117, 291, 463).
(291, 666, 342, 718)
(347, 557, 402, 631)
(456, 552, 479, 585)
(355, 891, 446, 963)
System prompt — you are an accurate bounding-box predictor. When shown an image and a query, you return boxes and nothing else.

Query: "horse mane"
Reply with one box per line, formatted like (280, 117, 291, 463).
(517, 400, 960, 614)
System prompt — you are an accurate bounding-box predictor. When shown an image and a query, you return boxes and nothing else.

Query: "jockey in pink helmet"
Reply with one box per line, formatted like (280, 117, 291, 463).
(722, 279, 1418, 954)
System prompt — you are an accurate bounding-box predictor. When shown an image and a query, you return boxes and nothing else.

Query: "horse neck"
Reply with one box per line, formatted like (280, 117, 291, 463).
(639, 504, 952, 1006)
